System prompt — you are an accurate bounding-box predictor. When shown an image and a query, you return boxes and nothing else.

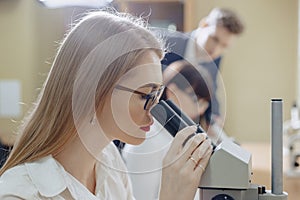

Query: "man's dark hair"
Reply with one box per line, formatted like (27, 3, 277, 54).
(208, 8, 244, 35)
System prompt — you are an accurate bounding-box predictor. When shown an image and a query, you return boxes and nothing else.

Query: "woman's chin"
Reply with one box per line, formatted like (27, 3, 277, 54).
(125, 134, 146, 146)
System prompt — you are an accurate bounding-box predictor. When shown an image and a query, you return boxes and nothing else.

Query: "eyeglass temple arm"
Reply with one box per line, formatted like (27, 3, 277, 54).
(115, 85, 147, 96)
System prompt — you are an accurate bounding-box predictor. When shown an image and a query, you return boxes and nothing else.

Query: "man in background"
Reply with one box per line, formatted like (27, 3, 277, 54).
(162, 7, 244, 126)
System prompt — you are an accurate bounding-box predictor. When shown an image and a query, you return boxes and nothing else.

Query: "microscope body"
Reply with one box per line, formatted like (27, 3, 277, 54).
(199, 141, 287, 200)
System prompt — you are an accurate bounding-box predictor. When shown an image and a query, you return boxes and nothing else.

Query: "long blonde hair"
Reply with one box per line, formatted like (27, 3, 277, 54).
(0, 10, 163, 175)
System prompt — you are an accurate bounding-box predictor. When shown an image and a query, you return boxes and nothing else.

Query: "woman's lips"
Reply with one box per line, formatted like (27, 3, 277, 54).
(140, 126, 151, 132)
(140, 121, 154, 132)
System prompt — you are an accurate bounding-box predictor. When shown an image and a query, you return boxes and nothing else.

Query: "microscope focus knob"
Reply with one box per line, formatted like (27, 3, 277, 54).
(258, 185, 267, 194)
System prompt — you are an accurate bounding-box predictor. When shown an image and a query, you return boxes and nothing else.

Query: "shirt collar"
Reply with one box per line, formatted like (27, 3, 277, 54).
(184, 31, 199, 66)
(24, 143, 120, 198)
(25, 155, 67, 197)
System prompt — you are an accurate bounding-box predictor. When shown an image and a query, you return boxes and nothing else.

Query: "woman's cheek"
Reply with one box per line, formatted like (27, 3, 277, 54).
(129, 98, 144, 125)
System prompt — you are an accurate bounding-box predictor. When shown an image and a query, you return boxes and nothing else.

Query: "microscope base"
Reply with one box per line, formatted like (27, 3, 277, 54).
(199, 185, 288, 200)
(258, 191, 288, 200)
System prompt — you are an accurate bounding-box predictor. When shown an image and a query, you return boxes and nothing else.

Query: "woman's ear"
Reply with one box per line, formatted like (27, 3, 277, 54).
(165, 83, 180, 106)
(198, 17, 209, 28)
(198, 98, 209, 115)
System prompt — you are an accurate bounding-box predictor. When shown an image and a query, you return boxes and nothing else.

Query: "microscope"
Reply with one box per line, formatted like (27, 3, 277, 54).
(151, 99, 288, 200)
(283, 102, 300, 177)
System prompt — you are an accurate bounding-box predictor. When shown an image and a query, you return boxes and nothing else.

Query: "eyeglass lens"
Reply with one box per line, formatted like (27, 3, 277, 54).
(144, 88, 163, 110)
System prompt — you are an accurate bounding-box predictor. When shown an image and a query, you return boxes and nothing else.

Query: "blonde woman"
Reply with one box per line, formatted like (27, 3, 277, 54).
(123, 61, 214, 200)
(0, 11, 212, 200)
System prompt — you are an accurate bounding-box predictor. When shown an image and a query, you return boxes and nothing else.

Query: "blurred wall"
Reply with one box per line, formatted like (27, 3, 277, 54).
(0, 0, 65, 144)
(192, 0, 298, 142)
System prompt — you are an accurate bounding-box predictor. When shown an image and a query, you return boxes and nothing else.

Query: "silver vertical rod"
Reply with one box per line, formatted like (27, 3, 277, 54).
(271, 99, 283, 194)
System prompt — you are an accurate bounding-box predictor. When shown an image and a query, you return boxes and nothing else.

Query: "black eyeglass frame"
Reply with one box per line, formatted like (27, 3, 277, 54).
(115, 84, 165, 110)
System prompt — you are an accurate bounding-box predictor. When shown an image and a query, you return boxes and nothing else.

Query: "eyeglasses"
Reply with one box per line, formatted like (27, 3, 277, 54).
(115, 84, 165, 110)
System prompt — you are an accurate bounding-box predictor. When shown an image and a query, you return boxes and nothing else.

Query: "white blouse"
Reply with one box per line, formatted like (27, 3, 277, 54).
(0, 142, 135, 200)
(122, 120, 172, 200)
(122, 120, 200, 200)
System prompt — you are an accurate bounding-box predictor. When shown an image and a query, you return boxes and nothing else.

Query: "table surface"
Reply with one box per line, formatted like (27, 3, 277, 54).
(241, 142, 300, 200)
